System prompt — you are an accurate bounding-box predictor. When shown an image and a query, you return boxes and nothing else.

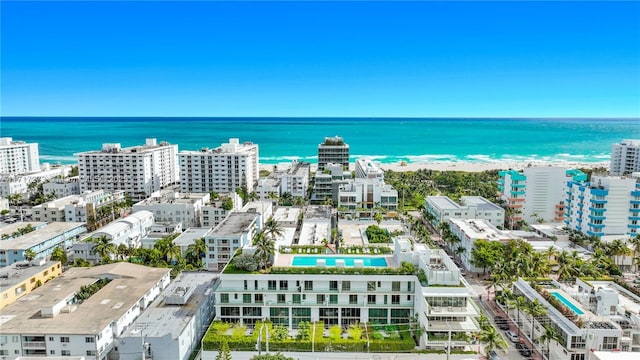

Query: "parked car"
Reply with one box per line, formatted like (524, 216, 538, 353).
(505, 330, 519, 343)
(516, 342, 531, 356)
(488, 350, 502, 360)
(495, 317, 510, 330)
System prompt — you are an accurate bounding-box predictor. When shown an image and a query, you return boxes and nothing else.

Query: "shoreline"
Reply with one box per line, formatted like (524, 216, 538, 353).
(262, 160, 610, 173)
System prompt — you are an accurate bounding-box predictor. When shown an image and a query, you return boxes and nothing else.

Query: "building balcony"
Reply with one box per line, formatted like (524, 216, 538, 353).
(590, 199, 608, 204)
(631, 200, 640, 205)
(587, 222, 605, 228)
(590, 188, 609, 196)
(588, 214, 606, 221)
(587, 230, 605, 237)
(510, 190, 525, 196)
(589, 207, 607, 212)
(629, 216, 640, 221)
(427, 302, 480, 317)
(632, 191, 640, 197)
(22, 341, 47, 348)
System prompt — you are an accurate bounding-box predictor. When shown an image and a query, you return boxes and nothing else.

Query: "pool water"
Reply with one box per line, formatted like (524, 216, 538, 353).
(291, 256, 388, 267)
(550, 291, 584, 315)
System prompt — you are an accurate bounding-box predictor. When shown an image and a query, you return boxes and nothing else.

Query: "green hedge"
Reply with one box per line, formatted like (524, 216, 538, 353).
(203, 321, 415, 352)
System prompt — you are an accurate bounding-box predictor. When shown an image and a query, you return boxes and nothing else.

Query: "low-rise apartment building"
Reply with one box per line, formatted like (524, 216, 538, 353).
(0, 260, 62, 309)
(204, 212, 258, 271)
(425, 196, 505, 226)
(447, 219, 513, 272)
(32, 190, 126, 223)
(0, 263, 170, 360)
(278, 160, 310, 198)
(132, 190, 210, 228)
(117, 272, 216, 360)
(43, 176, 80, 199)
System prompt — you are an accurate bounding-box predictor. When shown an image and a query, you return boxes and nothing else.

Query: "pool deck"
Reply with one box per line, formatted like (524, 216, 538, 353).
(273, 254, 399, 268)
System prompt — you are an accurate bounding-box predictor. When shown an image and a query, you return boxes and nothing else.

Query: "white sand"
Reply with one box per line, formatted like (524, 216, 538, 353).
(261, 160, 609, 174)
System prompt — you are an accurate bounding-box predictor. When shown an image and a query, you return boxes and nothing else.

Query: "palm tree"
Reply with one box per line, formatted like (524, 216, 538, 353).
(538, 325, 562, 360)
(116, 244, 129, 261)
(608, 239, 632, 271)
(514, 296, 527, 333)
(90, 235, 115, 263)
(543, 245, 558, 263)
(253, 230, 275, 269)
(24, 249, 36, 262)
(478, 325, 508, 358)
(263, 216, 284, 242)
(524, 299, 547, 341)
(185, 238, 206, 267)
(165, 239, 182, 264)
(374, 212, 383, 226)
(50, 246, 67, 264)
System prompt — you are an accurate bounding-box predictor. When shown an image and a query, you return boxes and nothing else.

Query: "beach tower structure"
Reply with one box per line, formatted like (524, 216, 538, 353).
(610, 139, 640, 176)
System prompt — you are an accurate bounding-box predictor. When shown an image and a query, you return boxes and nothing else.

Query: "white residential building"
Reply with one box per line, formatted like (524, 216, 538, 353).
(610, 139, 640, 176)
(172, 227, 212, 256)
(43, 176, 81, 198)
(565, 174, 640, 237)
(312, 163, 352, 203)
(0, 263, 171, 360)
(425, 196, 505, 226)
(255, 178, 280, 200)
(512, 278, 625, 360)
(201, 192, 242, 229)
(317, 136, 349, 171)
(498, 167, 588, 225)
(117, 272, 216, 360)
(0, 165, 73, 198)
(204, 212, 258, 271)
(179, 138, 259, 193)
(241, 201, 273, 230)
(73, 211, 153, 262)
(0, 137, 40, 175)
(337, 178, 399, 214)
(298, 206, 332, 246)
(354, 158, 384, 180)
(32, 190, 126, 223)
(278, 160, 310, 198)
(132, 190, 210, 228)
(448, 219, 513, 272)
(210, 237, 479, 351)
(77, 138, 179, 202)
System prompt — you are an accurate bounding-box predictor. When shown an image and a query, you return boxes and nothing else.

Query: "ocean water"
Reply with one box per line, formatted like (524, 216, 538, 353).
(0, 117, 638, 165)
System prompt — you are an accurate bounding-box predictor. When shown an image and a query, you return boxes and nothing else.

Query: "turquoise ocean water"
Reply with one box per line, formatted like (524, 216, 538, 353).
(0, 117, 638, 165)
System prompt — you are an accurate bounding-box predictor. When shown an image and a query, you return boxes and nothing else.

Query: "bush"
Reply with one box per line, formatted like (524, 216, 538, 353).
(271, 325, 289, 341)
(365, 225, 391, 243)
(233, 253, 259, 271)
(348, 324, 363, 340)
(372, 332, 384, 340)
(231, 324, 247, 339)
(328, 325, 342, 340)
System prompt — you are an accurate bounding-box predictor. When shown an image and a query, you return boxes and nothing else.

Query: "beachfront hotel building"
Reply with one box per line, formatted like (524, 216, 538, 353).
(565, 174, 640, 237)
(509, 278, 631, 360)
(0, 222, 86, 267)
(179, 138, 259, 194)
(0, 263, 171, 360)
(318, 136, 350, 171)
(425, 196, 505, 227)
(117, 272, 216, 360)
(211, 236, 480, 350)
(77, 138, 179, 202)
(498, 167, 587, 226)
(610, 139, 640, 176)
(0, 137, 40, 175)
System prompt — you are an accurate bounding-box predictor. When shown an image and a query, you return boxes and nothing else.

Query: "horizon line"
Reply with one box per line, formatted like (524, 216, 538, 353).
(2, 116, 639, 120)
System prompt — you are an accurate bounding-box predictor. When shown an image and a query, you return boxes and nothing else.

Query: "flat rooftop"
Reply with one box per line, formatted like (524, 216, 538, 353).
(0, 222, 86, 250)
(0, 263, 170, 334)
(298, 221, 331, 246)
(427, 196, 461, 210)
(210, 213, 257, 236)
(122, 272, 216, 339)
(303, 205, 332, 220)
(460, 196, 503, 211)
(134, 191, 208, 205)
(450, 219, 512, 241)
(273, 207, 300, 226)
(174, 227, 212, 247)
(0, 261, 61, 293)
(0, 222, 47, 238)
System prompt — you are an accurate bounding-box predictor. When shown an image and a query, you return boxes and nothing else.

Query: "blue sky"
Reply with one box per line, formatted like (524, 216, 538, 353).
(1, 1, 639, 117)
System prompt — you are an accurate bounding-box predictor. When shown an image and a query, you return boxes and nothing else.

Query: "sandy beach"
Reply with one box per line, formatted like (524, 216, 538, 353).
(262, 160, 609, 174)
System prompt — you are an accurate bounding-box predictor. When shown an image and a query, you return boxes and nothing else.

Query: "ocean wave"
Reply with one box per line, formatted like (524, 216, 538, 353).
(39, 155, 78, 163)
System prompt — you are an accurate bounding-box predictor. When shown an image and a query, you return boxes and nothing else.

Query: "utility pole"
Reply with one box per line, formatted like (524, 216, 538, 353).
(446, 321, 452, 360)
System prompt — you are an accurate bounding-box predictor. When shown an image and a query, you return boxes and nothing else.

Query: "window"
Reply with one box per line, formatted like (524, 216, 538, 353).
(330, 294, 338, 304)
(304, 280, 313, 291)
(48, 337, 54, 341)
(317, 294, 325, 304)
(60, 337, 70, 343)
(368, 294, 376, 304)
(243, 294, 251, 304)
(50, 350, 56, 355)
(392, 281, 400, 291)
(254, 294, 263, 303)
(342, 281, 350, 291)
(602, 336, 618, 350)
(61, 350, 71, 356)
(220, 293, 229, 303)
(408, 282, 413, 292)
(86, 351, 96, 356)
(367, 281, 376, 291)
(329, 280, 338, 291)
(349, 294, 358, 304)
(277, 294, 286, 304)
(279, 280, 288, 290)
(85, 337, 95, 343)
(293, 294, 301, 304)
(392, 295, 400, 304)
(268, 280, 276, 290)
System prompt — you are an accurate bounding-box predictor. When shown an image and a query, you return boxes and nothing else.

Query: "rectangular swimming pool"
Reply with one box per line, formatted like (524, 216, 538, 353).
(291, 256, 388, 267)
(550, 291, 584, 315)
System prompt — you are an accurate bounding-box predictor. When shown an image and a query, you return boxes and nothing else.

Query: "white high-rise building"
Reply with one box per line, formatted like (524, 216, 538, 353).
(565, 174, 640, 237)
(0, 137, 40, 175)
(610, 139, 640, 176)
(498, 167, 587, 225)
(180, 138, 259, 194)
(77, 138, 179, 202)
